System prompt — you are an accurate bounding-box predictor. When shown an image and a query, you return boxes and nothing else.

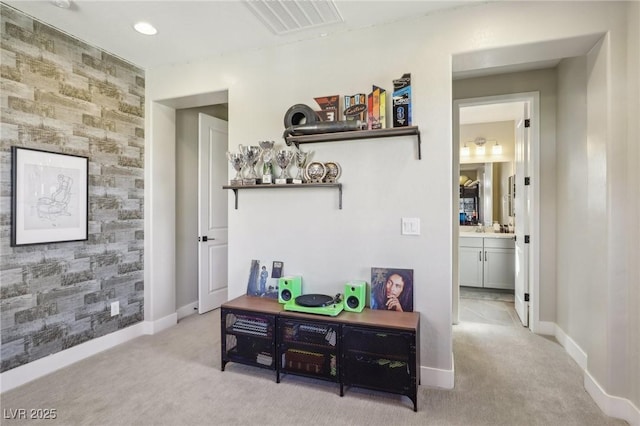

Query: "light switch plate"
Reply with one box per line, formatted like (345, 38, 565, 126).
(401, 217, 420, 235)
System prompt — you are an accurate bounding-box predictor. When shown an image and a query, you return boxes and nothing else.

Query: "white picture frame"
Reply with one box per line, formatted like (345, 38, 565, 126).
(11, 146, 89, 246)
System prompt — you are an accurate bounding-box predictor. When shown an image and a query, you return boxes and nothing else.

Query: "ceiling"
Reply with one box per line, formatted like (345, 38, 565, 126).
(3, 0, 477, 69)
(460, 102, 525, 125)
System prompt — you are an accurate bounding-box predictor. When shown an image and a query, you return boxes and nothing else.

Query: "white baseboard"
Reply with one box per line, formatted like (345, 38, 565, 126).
(535, 320, 556, 336)
(143, 312, 177, 335)
(585, 370, 640, 426)
(1, 313, 178, 394)
(420, 353, 454, 389)
(552, 324, 587, 370)
(177, 302, 198, 320)
(543, 322, 639, 425)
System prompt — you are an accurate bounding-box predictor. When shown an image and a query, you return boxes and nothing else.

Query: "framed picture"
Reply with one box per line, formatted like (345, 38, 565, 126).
(370, 267, 414, 312)
(11, 146, 89, 246)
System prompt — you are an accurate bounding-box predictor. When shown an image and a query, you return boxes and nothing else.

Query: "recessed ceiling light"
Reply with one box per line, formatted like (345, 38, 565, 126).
(134, 22, 157, 36)
(51, 0, 71, 9)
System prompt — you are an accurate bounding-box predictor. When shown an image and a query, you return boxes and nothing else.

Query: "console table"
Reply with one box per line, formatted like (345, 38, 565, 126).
(221, 295, 420, 411)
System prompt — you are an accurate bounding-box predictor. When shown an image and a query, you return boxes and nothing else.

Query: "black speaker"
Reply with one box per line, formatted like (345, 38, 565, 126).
(278, 276, 302, 304)
(344, 281, 367, 313)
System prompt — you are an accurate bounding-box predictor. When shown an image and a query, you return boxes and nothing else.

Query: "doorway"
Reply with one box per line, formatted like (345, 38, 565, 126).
(453, 92, 540, 332)
(169, 93, 230, 320)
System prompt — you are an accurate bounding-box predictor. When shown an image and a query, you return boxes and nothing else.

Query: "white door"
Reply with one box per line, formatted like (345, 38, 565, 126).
(198, 113, 228, 313)
(514, 103, 530, 326)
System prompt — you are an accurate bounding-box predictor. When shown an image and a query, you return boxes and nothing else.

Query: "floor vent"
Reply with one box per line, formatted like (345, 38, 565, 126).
(244, 0, 343, 35)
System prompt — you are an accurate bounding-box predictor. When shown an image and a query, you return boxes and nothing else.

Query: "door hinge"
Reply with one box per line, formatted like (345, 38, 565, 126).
(524, 119, 530, 128)
(524, 293, 530, 302)
(524, 235, 530, 244)
(524, 177, 530, 186)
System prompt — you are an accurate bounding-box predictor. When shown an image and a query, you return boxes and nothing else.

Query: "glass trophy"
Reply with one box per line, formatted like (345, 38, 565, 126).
(293, 148, 311, 184)
(226, 151, 244, 186)
(239, 144, 261, 185)
(275, 149, 294, 184)
(258, 140, 275, 184)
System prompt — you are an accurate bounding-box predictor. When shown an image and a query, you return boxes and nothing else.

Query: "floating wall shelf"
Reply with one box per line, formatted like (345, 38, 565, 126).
(284, 126, 421, 159)
(223, 183, 342, 209)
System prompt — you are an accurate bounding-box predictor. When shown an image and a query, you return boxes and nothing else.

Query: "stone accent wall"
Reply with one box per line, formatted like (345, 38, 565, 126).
(0, 5, 145, 372)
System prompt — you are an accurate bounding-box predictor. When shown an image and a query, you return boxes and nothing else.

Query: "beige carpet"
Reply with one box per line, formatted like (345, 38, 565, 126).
(0, 309, 626, 426)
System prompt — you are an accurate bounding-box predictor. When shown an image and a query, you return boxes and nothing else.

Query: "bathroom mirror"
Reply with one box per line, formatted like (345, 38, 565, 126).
(460, 162, 513, 227)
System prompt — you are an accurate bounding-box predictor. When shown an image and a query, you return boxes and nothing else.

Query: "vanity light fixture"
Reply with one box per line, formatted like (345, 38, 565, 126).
(134, 22, 158, 36)
(491, 141, 503, 155)
(474, 137, 486, 156)
(461, 143, 470, 157)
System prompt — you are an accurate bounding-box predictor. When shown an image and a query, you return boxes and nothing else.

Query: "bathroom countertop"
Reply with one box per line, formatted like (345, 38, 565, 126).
(459, 232, 515, 239)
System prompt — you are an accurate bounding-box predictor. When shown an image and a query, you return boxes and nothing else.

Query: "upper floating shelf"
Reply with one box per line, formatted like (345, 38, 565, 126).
(284, 126, 421, 159)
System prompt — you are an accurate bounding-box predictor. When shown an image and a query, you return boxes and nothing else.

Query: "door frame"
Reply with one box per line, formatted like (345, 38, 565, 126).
(453, 92, 540, 332)
(146, 90, 229, 324)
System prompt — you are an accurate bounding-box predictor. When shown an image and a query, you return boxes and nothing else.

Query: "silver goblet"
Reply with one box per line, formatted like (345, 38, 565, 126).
(275, 149, 294, 184)
(239, 144, 261, 185)
(226, 151, 244, 186)
(258, 141, 275, 184)
(293, 149, 311, 184)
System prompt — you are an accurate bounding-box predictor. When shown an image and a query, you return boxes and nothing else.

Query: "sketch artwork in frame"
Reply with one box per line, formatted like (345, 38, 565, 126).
(11, 146, 89, 246)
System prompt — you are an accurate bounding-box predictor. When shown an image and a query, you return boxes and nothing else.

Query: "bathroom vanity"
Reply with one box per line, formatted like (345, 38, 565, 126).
(459, 232, 515, 290)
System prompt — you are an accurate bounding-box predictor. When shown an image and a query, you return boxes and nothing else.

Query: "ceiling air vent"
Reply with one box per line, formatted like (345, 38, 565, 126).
(244, 0, 343, 35)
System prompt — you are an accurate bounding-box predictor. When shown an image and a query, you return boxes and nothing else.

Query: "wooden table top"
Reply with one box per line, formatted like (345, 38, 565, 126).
(222, 295, 419, 331)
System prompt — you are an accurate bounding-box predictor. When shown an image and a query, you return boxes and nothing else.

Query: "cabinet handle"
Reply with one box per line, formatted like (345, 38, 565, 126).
(479, 251, 482, 261)
(484, 251, 487, 261)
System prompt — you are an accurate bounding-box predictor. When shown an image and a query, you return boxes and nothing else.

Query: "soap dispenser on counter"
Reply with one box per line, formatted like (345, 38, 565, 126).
(493, 221, 501, 233)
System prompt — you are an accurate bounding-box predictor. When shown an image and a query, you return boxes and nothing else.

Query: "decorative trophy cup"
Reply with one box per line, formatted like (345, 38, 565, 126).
(226, 151, 244, 186)
(275, 149, 294, 184)
(292, 148, 311, 184)
(258, 140, 275, 184)
(239, 144, 261, 185)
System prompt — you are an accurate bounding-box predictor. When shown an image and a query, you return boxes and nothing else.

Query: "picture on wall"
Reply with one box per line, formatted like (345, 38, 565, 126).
(370, 267, 414, 312)
(11, 146, 88, 246)
(246, 259, 283, 299)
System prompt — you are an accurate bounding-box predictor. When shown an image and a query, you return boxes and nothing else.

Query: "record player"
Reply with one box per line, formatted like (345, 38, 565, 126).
(284, 293, 344, 317)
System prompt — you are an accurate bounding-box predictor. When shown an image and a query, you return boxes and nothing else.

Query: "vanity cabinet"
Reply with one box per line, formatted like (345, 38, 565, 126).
(459, 237, 484, 287)
(459, 236, 515, 290)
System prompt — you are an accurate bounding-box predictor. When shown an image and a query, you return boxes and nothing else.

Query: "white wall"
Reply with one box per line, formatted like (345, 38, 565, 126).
(145, 1, 638, 409)
(556, 55, 589, 357)
(626, 1, 640, 409)
(556, 2, 640, 418)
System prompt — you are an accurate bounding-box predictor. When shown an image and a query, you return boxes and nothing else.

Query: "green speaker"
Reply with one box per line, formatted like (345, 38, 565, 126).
(278, 276, 302, 304)
(344, 281, 367, 313)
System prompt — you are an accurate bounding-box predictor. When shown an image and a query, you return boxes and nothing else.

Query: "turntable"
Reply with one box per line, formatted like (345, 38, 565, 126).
(284, 293, 344, 317)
